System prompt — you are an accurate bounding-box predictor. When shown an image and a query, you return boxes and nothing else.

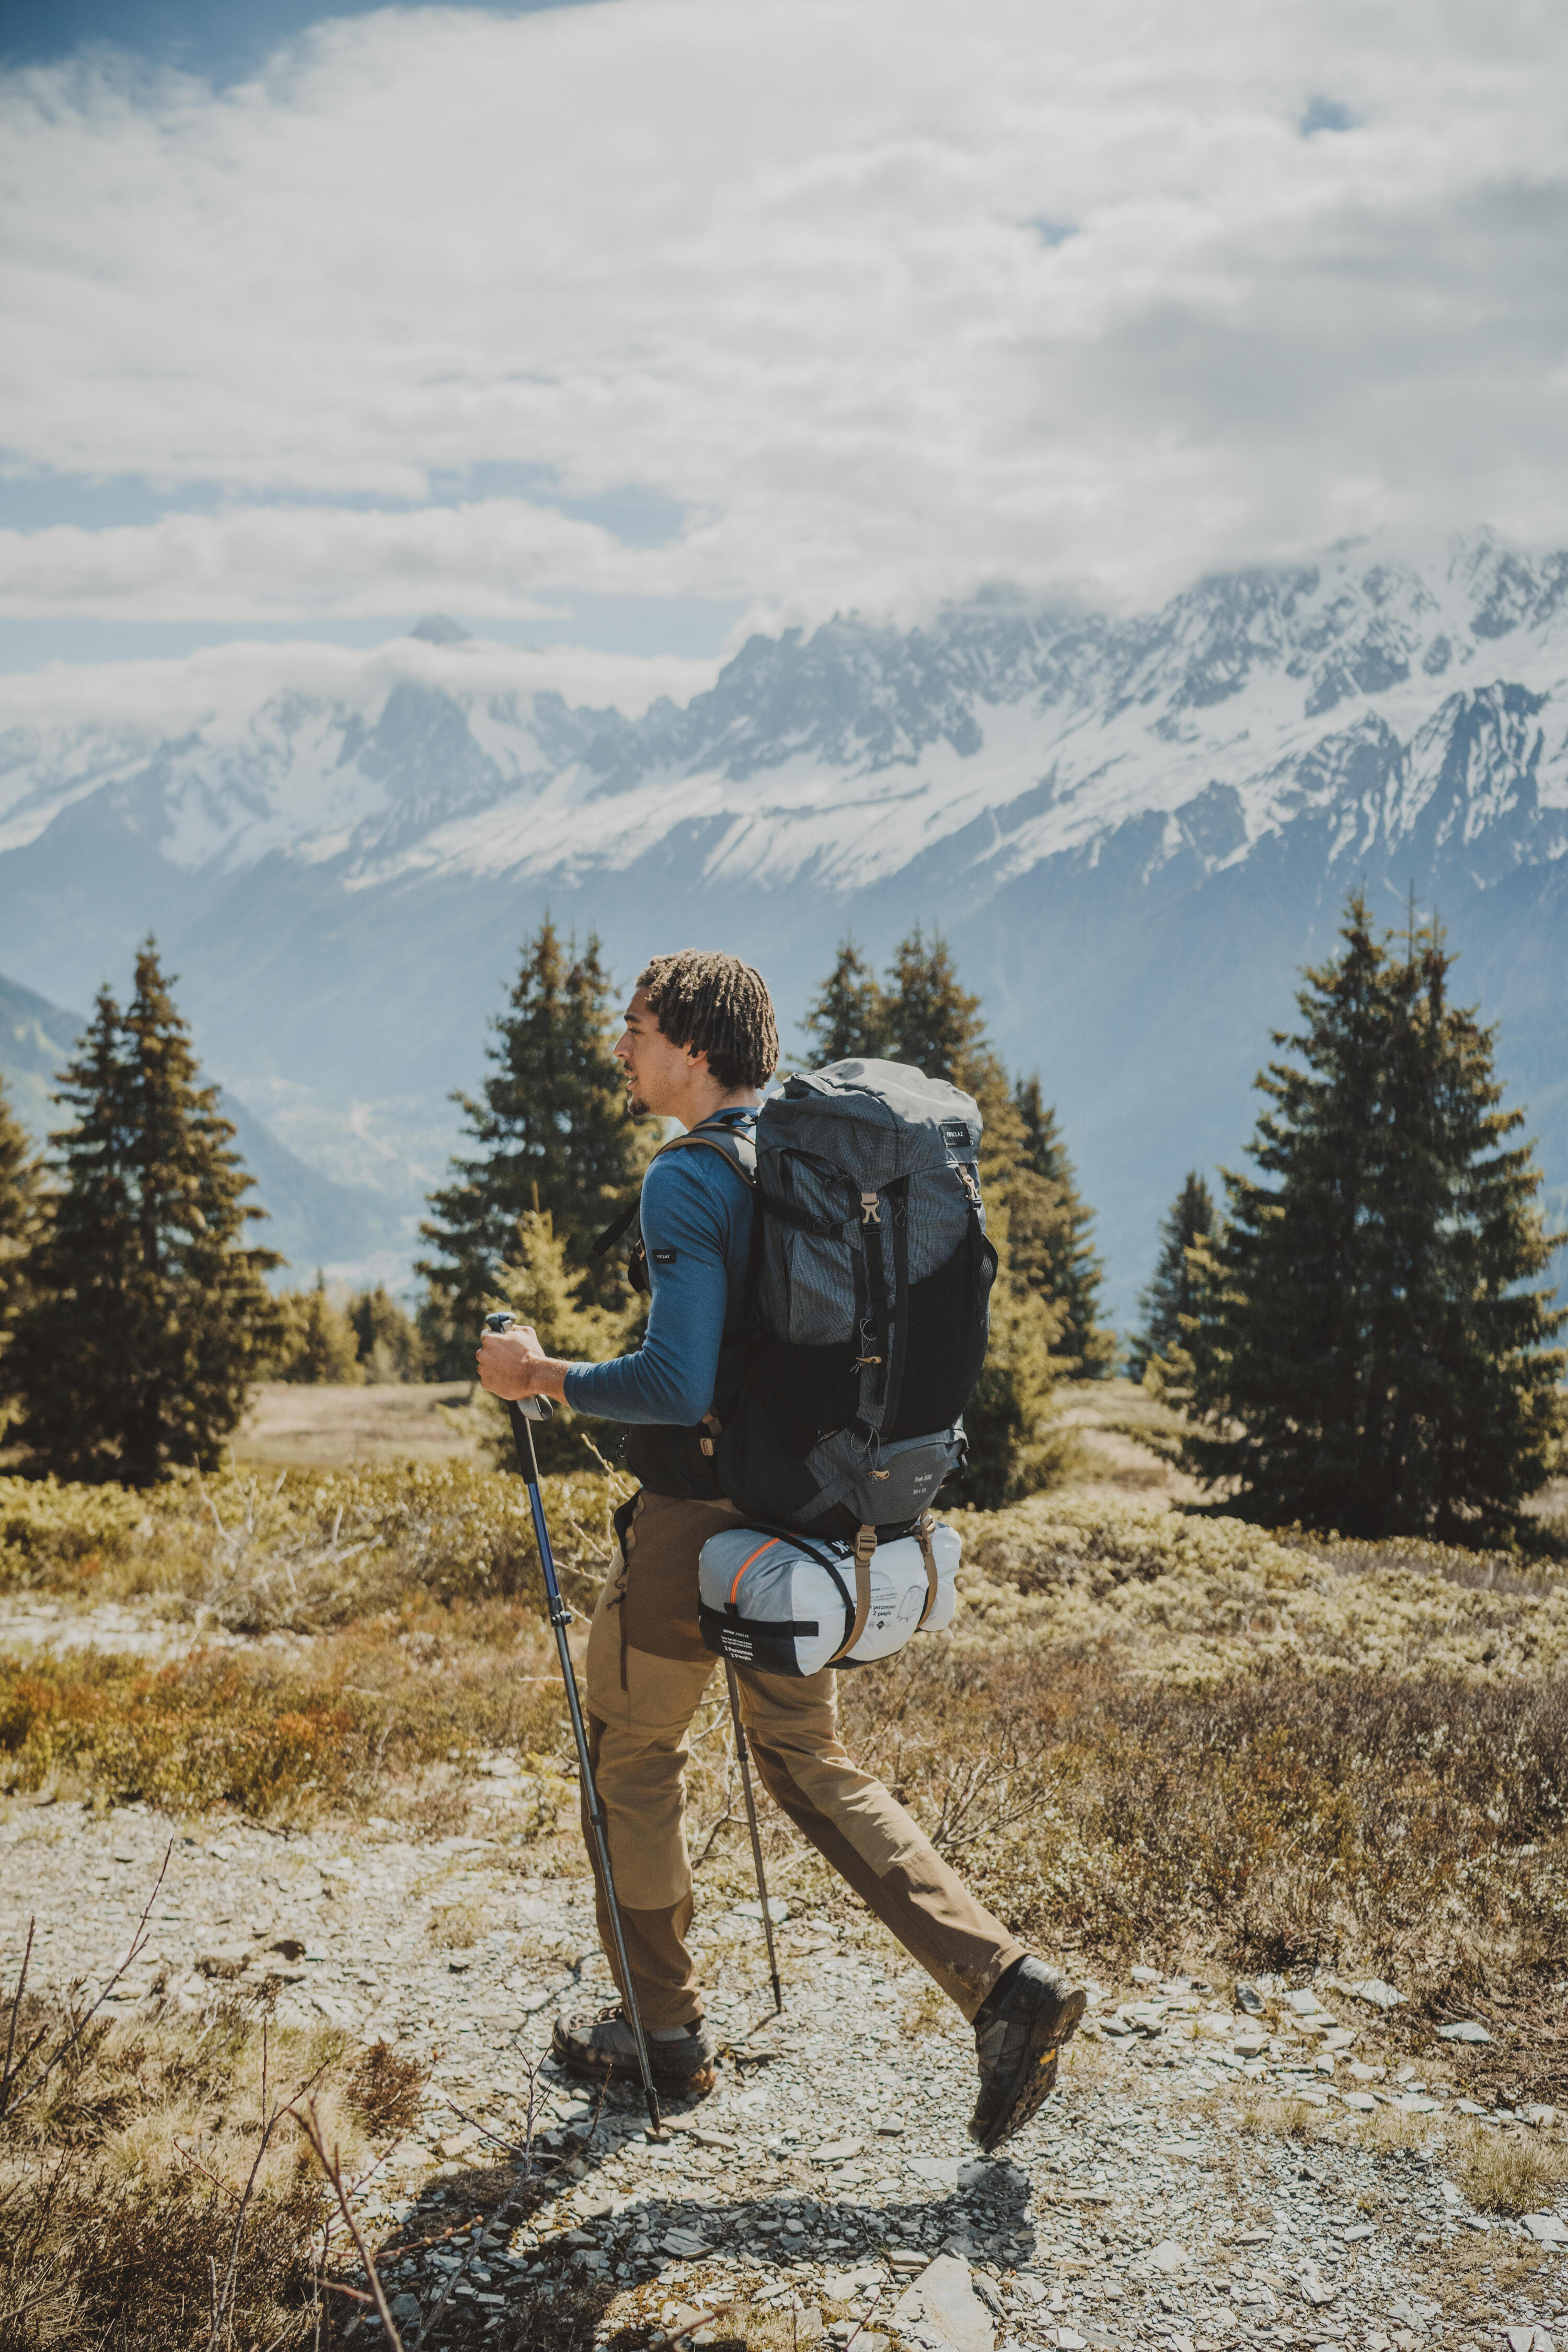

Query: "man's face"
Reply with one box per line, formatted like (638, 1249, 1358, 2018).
(614, 988, 698, 1116)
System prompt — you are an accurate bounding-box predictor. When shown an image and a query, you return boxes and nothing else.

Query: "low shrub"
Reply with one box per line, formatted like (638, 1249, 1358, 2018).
(0, 1605, 573, 1821)
(0, 1462, 622, 1632)
(950, 1492, 1568, 1680)
(832, 1643, 1568, 1994)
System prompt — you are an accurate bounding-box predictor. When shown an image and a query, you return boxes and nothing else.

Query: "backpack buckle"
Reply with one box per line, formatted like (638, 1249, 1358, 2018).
(860, 1192, 881, 1226)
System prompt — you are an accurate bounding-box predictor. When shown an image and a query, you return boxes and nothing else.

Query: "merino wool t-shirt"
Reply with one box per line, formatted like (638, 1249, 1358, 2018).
(561, 1109, 756, 1428)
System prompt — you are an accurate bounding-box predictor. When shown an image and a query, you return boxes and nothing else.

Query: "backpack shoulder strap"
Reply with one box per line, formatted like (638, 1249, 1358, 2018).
(590, 1119, 756, 1259)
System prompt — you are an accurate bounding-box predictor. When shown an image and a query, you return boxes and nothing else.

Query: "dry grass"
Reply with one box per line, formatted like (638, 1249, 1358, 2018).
(0, 1461, 623, 1636)
(898, 1981, 950, 2039)
(429, 1900, 486, 1950)
(233, 1380, 485, 1470)
(825, 1644, 1568, 2004)
(1455, 2121, 1568, 2213)
(0, 1990, 424, 2350)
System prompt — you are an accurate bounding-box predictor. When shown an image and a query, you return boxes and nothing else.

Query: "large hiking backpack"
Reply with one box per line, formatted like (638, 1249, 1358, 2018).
(716, 1057, 997, 1540)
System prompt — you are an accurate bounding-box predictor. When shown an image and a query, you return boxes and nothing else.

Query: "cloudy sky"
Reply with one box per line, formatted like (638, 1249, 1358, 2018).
(2, 0, 1565, 670)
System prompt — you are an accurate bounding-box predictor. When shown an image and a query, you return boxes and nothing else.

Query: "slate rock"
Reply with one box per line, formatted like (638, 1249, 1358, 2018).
(889, 2255, 995, 2352)
(1522, 2215, 1568, 2247)
(1437, 2023, 1491, 2043)
(910, 2157, 963, 2189)
(1148, 2241, 1187, 2274)
(1348, 1979, 1406, 2010)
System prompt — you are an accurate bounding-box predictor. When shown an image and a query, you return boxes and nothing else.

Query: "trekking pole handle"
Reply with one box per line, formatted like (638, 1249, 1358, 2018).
(481, 1312, 555, 1420)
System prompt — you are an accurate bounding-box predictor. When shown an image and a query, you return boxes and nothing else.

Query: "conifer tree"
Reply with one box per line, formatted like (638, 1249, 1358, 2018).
(883, 927, 986, 1082)
(0, 1074, 44, 1424)
(10, 947, 281, 1484)
(478, 1212, 638, 1473)
(1127, 1172, 1215, 1383)
(800, 941, 890, 1066)
(348, 1284, 428, 1382)
(1010, 1076, 1113, 1376)
(1187, 894, 1565, 1538)
(270, 1272, 365, 1383)
(418, 919, 649, 1370)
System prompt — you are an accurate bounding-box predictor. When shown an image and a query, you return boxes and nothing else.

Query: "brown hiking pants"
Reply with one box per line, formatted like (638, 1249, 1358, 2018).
(580, 1490, 1025, 2034)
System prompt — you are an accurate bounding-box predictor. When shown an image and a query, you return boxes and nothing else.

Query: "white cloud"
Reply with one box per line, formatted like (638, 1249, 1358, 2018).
(0, 632, 721, 733)
(2, 0, 1566, 629)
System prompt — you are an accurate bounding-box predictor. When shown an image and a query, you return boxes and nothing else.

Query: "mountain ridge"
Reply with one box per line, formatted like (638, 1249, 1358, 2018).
(3, 528, 1566, 1313)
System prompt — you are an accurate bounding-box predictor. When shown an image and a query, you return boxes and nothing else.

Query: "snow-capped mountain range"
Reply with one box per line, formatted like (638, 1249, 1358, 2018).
(4, 531, 1567, 1312)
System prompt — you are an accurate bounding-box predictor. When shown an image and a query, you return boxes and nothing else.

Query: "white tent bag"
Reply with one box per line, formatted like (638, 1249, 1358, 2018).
(698, 1517, 960, 1676)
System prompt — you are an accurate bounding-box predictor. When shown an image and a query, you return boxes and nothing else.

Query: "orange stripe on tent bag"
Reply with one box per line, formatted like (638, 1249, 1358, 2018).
(731, 1538, 779, 1606)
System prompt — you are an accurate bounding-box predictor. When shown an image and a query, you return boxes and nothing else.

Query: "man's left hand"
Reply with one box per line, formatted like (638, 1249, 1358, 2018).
(477, 1323, 571, 1403)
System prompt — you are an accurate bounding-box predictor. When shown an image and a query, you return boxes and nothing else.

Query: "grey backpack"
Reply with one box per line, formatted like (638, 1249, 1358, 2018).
(716, 1058, 997, 1540)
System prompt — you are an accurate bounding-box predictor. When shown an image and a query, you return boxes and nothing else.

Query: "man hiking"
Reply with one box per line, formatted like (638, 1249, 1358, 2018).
(477, 949, 1085, 2152)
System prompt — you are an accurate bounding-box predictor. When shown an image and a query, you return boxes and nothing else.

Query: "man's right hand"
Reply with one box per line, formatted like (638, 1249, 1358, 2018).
(477, 1322, 570, 1403)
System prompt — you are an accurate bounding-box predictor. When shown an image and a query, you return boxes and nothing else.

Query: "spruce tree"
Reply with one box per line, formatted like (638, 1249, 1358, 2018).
(1187, 894, 1565, 1538)
(349, 1284, 428, 1382)
(270, 1272, 365, 1383)
(1128, 1172, 1215, 1382)
(0, 1073, 44, 1425)
(10, 947, 281, 1485)
(479, 1212, 638, 1473)
(418, 919, 649, 1371)
(800, 941, 890, 1065)
(883, 927, 986, 1082)
(1010, 1076, 1113, 1376)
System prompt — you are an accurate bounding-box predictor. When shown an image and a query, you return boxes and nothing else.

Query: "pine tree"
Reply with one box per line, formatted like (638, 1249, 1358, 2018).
(1187, 894, 1566, 1538)
(478, 1212, 638, 1473)
(348, 1285, 428, 1382)
(1127, 1172, 1215, 1383)
(0, 1074, 44, 1426)
(800, 941, 890, 1065)
(10, 947, 281, 1484)
(883, 927, 986, 1082)
(418, 919, 649, 1371)
(1010, 1076, 1113, 1376)
(270, 1272, 365, 1383)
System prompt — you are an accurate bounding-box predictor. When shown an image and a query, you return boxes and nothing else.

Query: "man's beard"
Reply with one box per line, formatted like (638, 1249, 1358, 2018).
(626, 1083, 650, 1116)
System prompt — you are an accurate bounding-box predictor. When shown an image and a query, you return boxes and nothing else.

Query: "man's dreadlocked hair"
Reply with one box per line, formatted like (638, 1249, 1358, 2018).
(637, 951, 779, 1091)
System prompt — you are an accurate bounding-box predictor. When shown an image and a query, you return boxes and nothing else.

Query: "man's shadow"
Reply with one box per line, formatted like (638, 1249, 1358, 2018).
(382, 2074, 1042, 2346)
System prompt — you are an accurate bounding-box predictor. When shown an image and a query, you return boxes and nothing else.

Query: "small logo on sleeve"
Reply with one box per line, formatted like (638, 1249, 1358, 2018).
(651, 1247, 677, 1264)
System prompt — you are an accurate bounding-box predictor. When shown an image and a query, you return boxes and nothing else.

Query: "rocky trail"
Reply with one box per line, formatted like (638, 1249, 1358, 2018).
(3, 1777, 1564, 2352)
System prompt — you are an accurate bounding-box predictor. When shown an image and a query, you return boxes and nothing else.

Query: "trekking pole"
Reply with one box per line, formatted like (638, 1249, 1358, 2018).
(483, 1312, 663, 2136)
(723, 1659, 782, 2014)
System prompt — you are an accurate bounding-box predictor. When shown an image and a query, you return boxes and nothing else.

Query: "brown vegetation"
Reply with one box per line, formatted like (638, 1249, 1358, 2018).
(2, 1458, 1565, 2344)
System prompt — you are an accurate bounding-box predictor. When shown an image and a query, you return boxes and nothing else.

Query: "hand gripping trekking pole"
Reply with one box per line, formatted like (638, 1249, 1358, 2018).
(723, 1661, 782, 2014)
(482, 1313, 662, 2135)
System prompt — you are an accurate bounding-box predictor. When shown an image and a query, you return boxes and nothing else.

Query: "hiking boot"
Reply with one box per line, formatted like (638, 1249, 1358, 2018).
(552, 2003, 717, 2097)
(969, 1956, 1087, 2153)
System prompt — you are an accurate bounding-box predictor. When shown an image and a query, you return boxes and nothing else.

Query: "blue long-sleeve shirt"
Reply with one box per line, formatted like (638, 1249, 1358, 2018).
(562, 1111, 756, 1427)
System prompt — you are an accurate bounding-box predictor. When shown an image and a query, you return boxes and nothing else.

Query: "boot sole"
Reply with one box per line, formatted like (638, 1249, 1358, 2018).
(970, 1982, 1088, 2154)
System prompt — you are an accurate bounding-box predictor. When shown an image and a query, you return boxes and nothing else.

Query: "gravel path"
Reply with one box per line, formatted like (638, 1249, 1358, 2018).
(4, 1780, 1565, 2352)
